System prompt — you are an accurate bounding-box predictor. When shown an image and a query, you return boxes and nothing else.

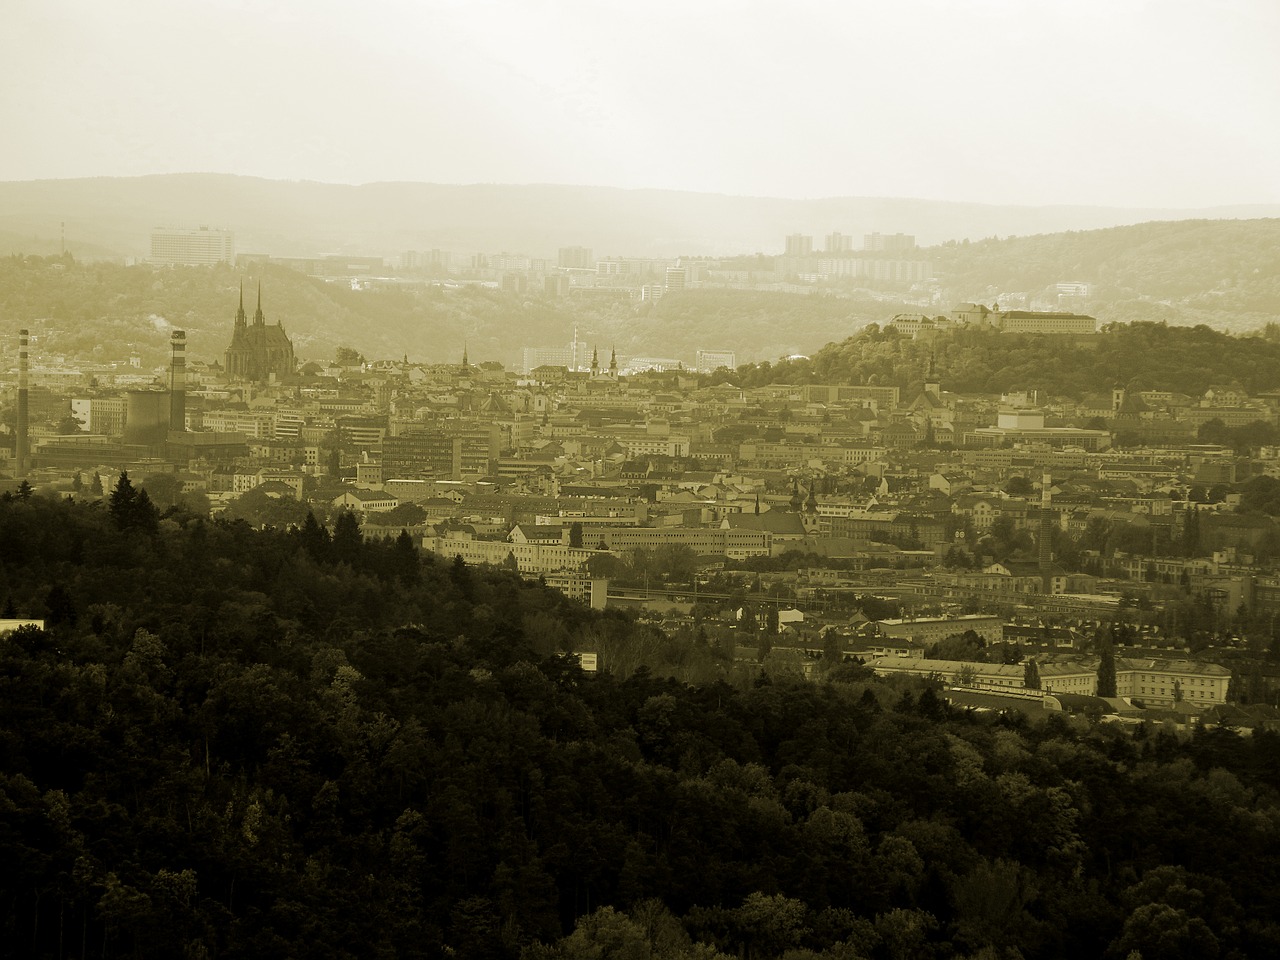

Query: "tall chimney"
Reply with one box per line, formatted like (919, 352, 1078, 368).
(16, 329, 29, 476)
(1039, 470, 1053, 591)
(169, 329, 186, 433)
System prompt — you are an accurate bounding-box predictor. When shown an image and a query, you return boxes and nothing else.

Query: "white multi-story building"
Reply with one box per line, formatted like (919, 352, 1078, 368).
(695, 350, 737, 373)
(150, 227, 235, 266)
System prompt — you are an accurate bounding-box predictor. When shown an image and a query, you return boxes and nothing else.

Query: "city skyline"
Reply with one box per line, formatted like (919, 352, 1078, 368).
(3, 0, 1278, 208)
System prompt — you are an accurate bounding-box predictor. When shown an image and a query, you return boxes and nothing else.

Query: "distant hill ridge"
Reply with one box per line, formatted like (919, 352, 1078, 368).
(1, 172, 1278, 260)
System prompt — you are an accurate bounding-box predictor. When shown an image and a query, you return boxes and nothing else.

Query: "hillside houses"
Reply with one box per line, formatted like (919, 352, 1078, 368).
(11, 305, 1280, 714)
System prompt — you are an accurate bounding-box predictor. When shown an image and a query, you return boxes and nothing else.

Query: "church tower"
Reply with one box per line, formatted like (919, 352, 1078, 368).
(803, 480, 821, 534)
(609, 346, 618, 376)
(224, 280, 296, 383)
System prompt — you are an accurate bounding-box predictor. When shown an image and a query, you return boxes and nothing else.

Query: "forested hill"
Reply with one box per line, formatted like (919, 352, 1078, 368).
(734, 321, 1280, 400)
(5, 490, 1280, 958)
(930, 218, 1280, 334)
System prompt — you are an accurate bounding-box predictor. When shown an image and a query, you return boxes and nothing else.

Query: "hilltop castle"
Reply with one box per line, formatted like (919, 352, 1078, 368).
(224, 282, 295, 382)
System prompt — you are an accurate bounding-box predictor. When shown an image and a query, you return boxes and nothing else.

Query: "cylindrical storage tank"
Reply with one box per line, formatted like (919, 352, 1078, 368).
(124, 390, 170, 445)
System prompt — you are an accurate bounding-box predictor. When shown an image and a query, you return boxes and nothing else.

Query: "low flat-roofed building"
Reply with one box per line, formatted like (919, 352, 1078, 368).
(875, 614, 1004, 645)
(424, 533, 597, 574)
(1117, 657, 1230, 707)
(867, 656, 1097, 696)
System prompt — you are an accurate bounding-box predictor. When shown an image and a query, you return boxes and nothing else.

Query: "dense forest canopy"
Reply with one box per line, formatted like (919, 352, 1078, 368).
(4, 490, 1280, 958)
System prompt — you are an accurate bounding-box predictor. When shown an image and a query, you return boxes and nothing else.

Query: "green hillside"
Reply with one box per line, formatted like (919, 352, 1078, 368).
(0, 256, 903, 369)
(734, 321, 1280, 400)
(932, 218, 1280, 332)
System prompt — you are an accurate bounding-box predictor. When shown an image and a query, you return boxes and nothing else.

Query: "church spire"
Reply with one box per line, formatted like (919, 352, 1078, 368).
(235, 281, 246, 326)
(609, 346, 617, 375)
(253, 281, 265, 325)
(461, 342, 469, 369)
(591, 346, 599, 376)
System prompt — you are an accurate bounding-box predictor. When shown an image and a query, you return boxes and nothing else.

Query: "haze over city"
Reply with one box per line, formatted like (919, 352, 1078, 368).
(7, 3, 1280, 958)
(4, 0, 1279, 208)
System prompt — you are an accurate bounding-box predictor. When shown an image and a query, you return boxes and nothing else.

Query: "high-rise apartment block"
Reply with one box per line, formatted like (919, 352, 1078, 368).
(558, 246, 594, 269)
(785, 234, 814, 257)
(695, 350, 737, 373)
(150, 226, 235, 265)
(863, 232, 916, 254)
(824, 232, 853, 253)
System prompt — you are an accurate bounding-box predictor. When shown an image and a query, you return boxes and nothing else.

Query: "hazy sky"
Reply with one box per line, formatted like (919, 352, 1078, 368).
(3, 0, 1278, 207)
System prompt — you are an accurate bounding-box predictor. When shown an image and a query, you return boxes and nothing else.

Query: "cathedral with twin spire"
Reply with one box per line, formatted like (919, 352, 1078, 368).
(224, 282, 296, 383)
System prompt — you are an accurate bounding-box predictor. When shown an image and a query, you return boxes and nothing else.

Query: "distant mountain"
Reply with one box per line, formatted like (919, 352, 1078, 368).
(1, 173, 1278, 260)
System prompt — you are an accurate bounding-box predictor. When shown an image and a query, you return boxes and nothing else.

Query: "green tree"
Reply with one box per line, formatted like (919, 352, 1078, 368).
(108, 471, 159, 533)
(140, 472, 182, 511)
(1097, 624, 1118, 698)
(298, 510, 330, 561)
(393, 529, 420, 584)
(1023, 658, 1041, 690)
(55, 413, 82, 435)
(568, 521, 584, 549)
(335, 345, 365, 366)
(821, 628, 843, 669)
(332, 510, 363, 566)
(1111, 902, 1220, 960)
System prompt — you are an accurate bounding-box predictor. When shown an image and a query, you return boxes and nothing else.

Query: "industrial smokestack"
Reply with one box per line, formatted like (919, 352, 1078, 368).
(169, 330, 186, 433)
(16, 329, 29, 477)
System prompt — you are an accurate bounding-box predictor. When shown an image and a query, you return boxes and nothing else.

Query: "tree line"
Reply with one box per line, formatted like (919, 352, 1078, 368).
(3, 488, 1280, 957)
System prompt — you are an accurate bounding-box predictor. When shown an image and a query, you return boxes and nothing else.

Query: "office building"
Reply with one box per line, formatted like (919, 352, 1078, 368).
(695, 350, 737, 373)
(150, 227, 235, 266)
(558, 246, 594, 269)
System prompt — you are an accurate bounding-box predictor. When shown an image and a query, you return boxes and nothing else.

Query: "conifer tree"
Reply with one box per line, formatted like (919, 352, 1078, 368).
(298, 510, 330, 561)
(394, 529, 421, 584)
(1097, 625, 1118, 698)
(108, 471, 138, 529)
(331, 510, 363, 566)
(1024, 658, 1041, 690)
(108, 471, 158, 533)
